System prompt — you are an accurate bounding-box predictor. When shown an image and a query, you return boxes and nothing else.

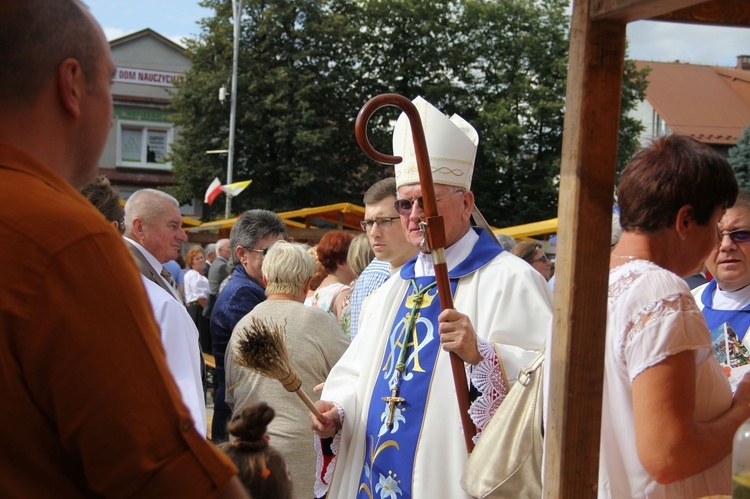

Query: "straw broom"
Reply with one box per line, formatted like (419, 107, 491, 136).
(233, 317, 326, 423)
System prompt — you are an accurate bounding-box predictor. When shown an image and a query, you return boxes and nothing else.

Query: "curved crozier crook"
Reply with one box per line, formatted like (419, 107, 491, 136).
(354, 93, 440, 218)
(355, 93, 406, 165)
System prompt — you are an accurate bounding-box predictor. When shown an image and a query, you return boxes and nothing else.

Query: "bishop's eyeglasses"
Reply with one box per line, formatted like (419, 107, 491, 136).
(393, 189, 465, 216)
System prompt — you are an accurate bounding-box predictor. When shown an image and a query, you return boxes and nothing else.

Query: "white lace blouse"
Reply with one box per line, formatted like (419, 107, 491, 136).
(183, 269, 209, 304)
(598, 260, 733, 498)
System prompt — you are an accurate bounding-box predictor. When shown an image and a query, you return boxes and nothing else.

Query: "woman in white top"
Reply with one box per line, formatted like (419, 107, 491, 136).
(184, 245, 211, 352)
(600, 134, 750, 498)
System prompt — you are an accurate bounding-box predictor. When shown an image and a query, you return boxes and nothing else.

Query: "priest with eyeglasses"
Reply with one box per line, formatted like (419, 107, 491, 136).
(309, 96, 553, 499)
(694, 188, 750, 342)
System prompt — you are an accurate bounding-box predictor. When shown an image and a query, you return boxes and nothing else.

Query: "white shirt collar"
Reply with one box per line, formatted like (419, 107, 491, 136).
(124, 236, 163, 275)
(713, 283, 750, 310)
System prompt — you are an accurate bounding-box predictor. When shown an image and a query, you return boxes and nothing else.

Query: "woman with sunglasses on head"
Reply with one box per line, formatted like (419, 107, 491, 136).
(599, 134, 750, 498)
(693, 189, 750, 344)
(511, 241, 552, 281)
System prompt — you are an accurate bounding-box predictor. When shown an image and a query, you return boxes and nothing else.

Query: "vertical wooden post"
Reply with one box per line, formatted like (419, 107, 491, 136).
(543, 1, 626, 496)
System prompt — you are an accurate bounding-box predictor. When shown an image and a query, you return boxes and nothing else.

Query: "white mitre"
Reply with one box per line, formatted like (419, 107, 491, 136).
(392, 96, 479, 190)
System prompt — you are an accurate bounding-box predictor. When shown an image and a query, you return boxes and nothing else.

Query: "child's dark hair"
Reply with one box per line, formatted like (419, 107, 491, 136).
(217, 402, 293, 498)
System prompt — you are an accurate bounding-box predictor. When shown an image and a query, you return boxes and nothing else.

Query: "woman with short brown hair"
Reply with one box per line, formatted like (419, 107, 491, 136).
(600, 134, 750, 497)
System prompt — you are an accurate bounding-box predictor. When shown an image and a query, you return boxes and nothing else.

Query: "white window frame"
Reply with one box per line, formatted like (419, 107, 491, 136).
(115, 119, 174, 170)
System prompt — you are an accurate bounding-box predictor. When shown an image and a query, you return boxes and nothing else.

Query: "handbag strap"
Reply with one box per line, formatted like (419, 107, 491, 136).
(517, 344, 545, 387)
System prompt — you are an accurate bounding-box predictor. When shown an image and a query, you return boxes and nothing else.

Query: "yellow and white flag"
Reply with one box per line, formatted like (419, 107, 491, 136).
(204, 178, 252, 205)
(221, 180, 252, 198)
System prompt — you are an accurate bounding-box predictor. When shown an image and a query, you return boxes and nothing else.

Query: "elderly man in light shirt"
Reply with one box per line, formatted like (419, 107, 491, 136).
(124, 189, 206, 437)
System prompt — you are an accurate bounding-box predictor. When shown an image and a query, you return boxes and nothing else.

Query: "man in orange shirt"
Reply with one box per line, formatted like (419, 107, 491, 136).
(0, 1, 247, 497)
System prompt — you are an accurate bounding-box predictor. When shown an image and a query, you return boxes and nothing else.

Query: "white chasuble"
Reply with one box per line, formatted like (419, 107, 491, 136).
(316, 229, 552, 499)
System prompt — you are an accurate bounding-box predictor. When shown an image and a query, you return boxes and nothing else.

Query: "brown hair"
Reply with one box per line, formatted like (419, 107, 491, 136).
(363, 177, 397, 204)
(217, 403, 293, 499)
(511, 241, 543, 265)
(316, 230, 355, 273)
(80, 176, 125, 234)
(185, 246, 205, 271)
(618, 134, 738, 232)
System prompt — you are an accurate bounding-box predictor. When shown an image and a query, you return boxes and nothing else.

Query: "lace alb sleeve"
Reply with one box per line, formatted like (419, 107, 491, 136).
(313, 403, 344, 499)
(466, 337, 509, 443)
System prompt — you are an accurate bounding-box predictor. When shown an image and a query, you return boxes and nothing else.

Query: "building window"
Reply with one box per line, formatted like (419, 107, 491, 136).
(116, 119, 173, 169)
(651, 110, 670, 138)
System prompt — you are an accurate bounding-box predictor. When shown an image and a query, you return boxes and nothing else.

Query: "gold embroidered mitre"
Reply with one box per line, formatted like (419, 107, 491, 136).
(392, 96, 479, 191)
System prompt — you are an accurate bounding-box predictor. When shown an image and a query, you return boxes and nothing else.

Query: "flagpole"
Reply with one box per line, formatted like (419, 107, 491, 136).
(226, 0, 242, 219)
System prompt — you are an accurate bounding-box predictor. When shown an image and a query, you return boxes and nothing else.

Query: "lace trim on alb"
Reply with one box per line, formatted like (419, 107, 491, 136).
(467, 338, 508, 444)
(313, 403, 344, 498)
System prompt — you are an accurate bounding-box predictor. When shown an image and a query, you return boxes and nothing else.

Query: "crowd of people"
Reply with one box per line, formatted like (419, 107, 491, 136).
(3, 2, 750, 498)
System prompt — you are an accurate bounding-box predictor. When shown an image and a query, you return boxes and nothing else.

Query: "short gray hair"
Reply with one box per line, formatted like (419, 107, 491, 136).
(123, 189, 180, 236)
(204, 243, 217, 257)
(229, 209, 287, 265)
(495, 233, 516, 251)
(216, 238, 230, 251)
(262, 241, 314, 296)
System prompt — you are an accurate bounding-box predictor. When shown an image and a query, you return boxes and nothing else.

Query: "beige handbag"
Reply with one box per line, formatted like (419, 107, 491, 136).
(460, 347, 545, 498)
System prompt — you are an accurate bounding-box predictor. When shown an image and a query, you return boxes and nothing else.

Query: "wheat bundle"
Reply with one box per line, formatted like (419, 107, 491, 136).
(234, 317, 325, 423)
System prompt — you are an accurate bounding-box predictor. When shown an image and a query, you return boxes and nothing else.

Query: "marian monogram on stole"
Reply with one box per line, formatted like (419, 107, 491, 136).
(357, 277, 454, 499)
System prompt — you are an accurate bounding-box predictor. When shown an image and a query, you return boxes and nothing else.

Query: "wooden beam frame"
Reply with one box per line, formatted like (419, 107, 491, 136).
(592, 0, 750, 26)
(544, 0, 626, 496)
(547, 0, 750, 496)
(656, 1, 750, 27)
(591, 0, 708, 22)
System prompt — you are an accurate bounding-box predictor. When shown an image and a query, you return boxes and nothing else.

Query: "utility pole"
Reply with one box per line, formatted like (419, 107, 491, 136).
(225, 0, 242, 219)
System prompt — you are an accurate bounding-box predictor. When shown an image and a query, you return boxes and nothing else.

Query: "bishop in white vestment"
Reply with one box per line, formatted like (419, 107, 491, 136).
(311, 96, 553, 498)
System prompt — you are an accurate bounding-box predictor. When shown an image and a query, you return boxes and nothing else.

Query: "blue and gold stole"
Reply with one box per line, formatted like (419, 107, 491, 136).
(356, 275, 449, 498)
(356, 228, 502, 499)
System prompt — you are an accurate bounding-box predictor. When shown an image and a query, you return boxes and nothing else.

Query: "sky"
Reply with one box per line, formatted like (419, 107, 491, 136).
(88, 0, 750, 68)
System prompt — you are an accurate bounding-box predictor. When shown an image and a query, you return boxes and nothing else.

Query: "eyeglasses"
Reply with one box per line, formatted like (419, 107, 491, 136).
(721, 230, 750, 244)
(360, 216, 400, 231)
(242, 245, 271, 257)
(393, 190, 465, 216)
(534, 255, 549, 264)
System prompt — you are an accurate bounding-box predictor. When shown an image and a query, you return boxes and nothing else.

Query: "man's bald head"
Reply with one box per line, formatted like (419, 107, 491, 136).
(0, 0, 102, 109)
(215, 238, 231, 260)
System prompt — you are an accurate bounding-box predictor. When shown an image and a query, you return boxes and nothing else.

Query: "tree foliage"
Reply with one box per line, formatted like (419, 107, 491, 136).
(729, 124, 750, 190)
(170, 0, 371, 217)
(169, 0, 648, 226)
(457, 0, 569, 225)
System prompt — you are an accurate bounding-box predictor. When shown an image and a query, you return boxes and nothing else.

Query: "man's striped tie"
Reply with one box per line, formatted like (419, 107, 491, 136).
(160, 267, 183, 303)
